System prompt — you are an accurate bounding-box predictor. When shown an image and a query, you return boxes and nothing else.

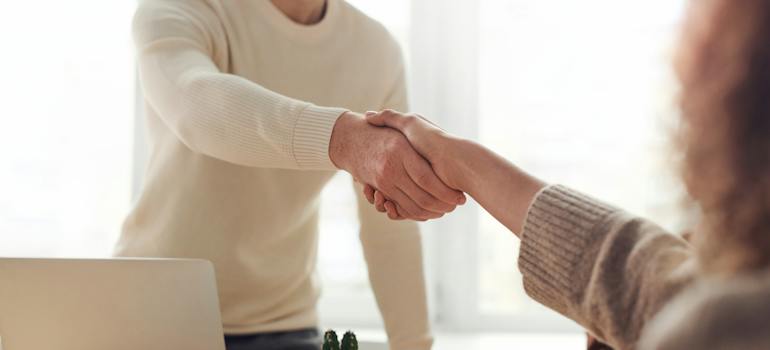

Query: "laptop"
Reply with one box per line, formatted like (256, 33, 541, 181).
(0, 258, 225, 350)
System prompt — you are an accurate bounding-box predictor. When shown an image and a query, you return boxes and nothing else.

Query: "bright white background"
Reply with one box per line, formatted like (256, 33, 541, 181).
(0, 0, 689, 347)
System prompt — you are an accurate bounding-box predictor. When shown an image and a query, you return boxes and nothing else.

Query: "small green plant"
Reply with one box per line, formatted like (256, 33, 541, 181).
(341, 331, 359, 350)
(323, 329, 358, 350)
(323, 330, 340, 350)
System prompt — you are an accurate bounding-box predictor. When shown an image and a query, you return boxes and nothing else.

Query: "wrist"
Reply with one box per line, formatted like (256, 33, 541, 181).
(450, 138, 484, 193)
(328, 111, 362, 170)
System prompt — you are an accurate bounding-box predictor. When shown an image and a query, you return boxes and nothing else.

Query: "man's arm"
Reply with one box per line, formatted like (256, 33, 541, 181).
(134, 0, 346, 169)
(134, 1, 462, 219)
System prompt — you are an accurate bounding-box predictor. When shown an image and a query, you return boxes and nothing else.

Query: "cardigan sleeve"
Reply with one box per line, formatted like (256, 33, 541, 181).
(518, 185, 697, 349)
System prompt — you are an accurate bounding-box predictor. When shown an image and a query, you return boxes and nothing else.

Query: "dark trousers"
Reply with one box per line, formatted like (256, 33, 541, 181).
(225, 329, 321, 350)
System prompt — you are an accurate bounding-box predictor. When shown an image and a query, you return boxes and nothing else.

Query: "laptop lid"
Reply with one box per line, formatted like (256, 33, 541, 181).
(0, 258, 225, 350)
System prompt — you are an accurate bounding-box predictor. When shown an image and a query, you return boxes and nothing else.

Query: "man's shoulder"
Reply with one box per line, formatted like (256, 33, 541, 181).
(133, 0, 224, 45)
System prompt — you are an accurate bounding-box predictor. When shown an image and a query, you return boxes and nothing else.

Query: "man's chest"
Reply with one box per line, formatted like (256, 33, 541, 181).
(223, 36, 386, 112)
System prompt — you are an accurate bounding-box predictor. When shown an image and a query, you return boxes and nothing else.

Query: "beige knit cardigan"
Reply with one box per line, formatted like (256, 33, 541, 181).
(519, 185, 770, 349)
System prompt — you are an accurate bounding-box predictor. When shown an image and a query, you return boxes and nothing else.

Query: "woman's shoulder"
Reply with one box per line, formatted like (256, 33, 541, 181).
(640, 270, 770, 350)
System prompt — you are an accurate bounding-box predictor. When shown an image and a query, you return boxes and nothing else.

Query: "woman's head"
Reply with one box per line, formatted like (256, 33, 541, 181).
(676, 0, 770, 274)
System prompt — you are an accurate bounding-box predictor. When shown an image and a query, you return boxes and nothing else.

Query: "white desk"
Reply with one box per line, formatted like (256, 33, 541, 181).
(355, 331, 586, 350)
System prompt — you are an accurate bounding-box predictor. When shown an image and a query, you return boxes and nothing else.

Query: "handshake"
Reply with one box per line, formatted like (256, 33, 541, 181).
(329, 109, 470, 221)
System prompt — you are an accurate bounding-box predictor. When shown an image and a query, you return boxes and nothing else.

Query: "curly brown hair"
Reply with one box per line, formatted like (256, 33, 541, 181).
(676, 0, 770, 274)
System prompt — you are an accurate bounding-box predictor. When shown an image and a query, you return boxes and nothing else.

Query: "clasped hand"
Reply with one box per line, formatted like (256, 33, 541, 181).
(329, 110, 465, 221)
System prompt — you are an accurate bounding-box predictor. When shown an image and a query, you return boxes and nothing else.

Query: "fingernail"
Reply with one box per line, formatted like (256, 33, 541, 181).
(365, 111, 377, 116)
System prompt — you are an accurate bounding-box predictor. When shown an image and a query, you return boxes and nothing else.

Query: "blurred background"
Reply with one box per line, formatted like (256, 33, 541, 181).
(0, 0, 690, 347)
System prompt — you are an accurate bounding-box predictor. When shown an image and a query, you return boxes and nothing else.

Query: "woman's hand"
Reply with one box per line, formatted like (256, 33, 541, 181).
(363, 109, 546, 232)
(362, 110, 468, 219)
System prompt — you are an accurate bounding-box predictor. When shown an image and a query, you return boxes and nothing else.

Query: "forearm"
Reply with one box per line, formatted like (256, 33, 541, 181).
(451, 139, 546, 236)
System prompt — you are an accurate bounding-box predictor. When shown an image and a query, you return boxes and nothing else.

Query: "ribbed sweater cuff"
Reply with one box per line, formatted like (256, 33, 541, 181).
(517, 185, 616, 316)
(292, 105, 348, 170)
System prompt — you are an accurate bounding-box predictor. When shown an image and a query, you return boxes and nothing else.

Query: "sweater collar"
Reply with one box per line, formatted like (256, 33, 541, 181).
(253, 0, 342, 45)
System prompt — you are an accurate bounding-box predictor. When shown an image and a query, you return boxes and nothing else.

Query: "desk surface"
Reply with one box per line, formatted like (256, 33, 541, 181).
(355, 331, 585, 350)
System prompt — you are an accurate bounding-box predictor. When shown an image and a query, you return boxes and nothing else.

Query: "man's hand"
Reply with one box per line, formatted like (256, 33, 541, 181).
(361, 110, 470, 220)
(329, 111, 465, 221)
(364, 110, 547, 235)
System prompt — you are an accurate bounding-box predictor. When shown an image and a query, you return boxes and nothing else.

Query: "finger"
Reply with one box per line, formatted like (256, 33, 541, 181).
(397, 171, 456, 214)
(393, 202, 412, 220)
(365, 109, 410, 131)
(384, 201, 404, 220)
(404, 203, 431, 221)
(363, 184, 375, 204)
(404, 155, 466, 205)
(386, 187, 423, 219)
(374, 190, 387, 213)
(390, 185, 443, 220)
(397, 200, 440, 221)
(387, 201, 415, 221)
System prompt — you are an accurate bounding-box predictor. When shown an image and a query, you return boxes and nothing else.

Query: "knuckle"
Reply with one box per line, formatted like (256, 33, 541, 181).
(385, 135, 407, 151)
(385, 152, 401, 167)
(373, 173, 388, 187)
(373, 162, 394, 184)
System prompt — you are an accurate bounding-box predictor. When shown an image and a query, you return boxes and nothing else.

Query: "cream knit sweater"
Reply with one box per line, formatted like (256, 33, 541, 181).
(116, 0, 431, 348)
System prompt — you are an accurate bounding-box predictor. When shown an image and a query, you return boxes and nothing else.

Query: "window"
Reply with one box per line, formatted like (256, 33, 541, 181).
(0, 1, 135, 257)
(406, 0, 690, 332)
(476, 0, 689, 324)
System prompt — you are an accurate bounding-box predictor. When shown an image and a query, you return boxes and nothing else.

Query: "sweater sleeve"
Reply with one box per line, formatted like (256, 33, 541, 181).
(518, 185, 697, 349)
(133, 0, 347, 169)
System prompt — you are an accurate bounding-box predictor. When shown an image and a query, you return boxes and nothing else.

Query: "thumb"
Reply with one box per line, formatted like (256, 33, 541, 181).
(365, 110, 406, 131)
(364, 110, 386, 127)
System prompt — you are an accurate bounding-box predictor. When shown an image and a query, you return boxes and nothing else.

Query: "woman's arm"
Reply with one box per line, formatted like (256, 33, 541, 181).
(364, 110, 699, 349)
(444, 138, 546, 236)
(364, 110, 545, 236)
